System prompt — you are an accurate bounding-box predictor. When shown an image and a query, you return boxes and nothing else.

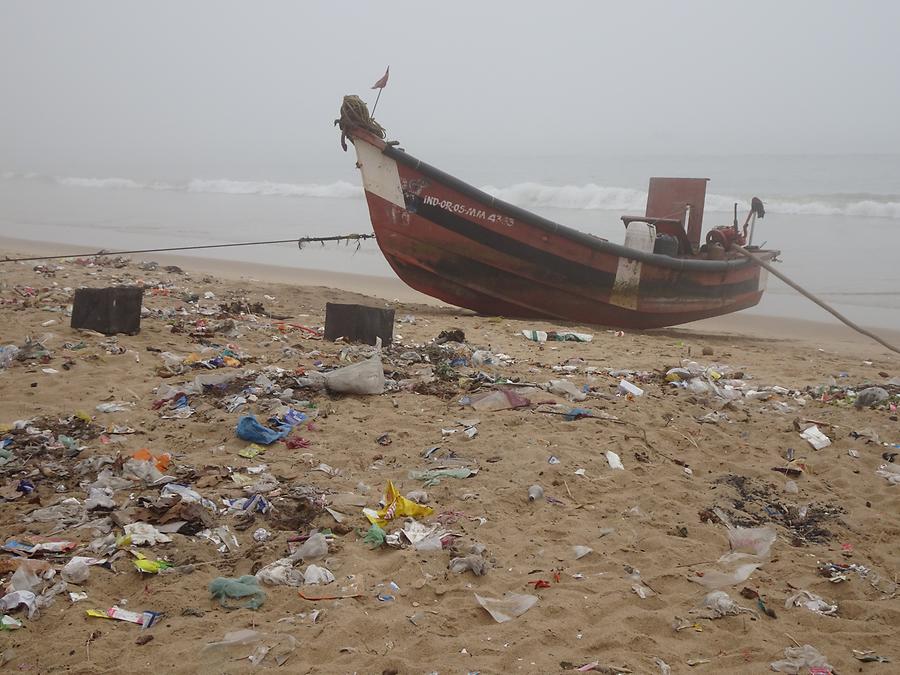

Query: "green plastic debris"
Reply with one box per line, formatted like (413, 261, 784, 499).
(409, 467, 475, 486)
(58, 435, 79, 451)
(362, 524, 386, 548)
(208, 575, 266, 610)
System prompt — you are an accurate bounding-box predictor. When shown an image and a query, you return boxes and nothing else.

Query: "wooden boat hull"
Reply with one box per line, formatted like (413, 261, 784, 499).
(348, 129, 777, 329)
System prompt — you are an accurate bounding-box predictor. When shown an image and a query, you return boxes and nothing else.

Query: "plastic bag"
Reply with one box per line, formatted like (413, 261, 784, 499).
(303, 564, 334, 585)
(208, 575, 266, 610)
(288, 532, 328, 563)
(547, 379, 586, 402)
(464, 388, 531, 412)
(573, 546, 592, 560)
(727, 526, 776, 559)
(606, 451, 624, 470)
(363, 481, 434, 528)
(256, 559, 304, 587)
(204, 629, 297, 667)
(87, 468, 132, 491)
(785, 590, 838, 616)
(770, 644, 832, 673)
(123, 522, 172, 546)
(689, 563, 760, 589)
(160, 483, 216, 511)
(699, 590, 754, 617)
(475, 593, 538, 623)
(84, 487, 116, 510)
(800, 425, 831, 450)
(236, 415, 289, 445)
(876, 463, 900, 485)
(10, 566, 42, 592)
(121, 458, 167, 484)
(450, 555, 488, 576)
(408, 467, 476, 486)
(62, 558, 90, 584)
(324, 356, 384, 395)
(0, 590, 39, 619)
(23, 499, 86, 528)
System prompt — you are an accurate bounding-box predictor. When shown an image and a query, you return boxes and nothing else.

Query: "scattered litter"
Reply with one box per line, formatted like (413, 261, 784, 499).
(770, 644, 832, 673)
(86, 606, 161, 629)
(606, 451, 624, 470)
(785, 590, 838, 616)
(800, 425, 832, 450)
(527, 485, 544, 502)
(208, 575, 266, 610)
(474, 593, 537, 623)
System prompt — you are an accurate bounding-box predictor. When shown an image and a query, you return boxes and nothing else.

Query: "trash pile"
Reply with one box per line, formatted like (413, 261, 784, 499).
(1, 255, 897, 672)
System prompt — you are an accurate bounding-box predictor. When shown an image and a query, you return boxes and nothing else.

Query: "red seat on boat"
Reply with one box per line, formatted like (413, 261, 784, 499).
(622, 177, 709, 255)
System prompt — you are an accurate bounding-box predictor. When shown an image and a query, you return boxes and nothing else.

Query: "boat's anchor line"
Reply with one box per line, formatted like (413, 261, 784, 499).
(1, 234, 376, 265)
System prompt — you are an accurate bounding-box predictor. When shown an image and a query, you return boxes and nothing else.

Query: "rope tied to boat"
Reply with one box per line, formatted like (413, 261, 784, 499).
(0, 233, 376, 264)
(334, 95, 385, 151)
(297, 233, 375, 251)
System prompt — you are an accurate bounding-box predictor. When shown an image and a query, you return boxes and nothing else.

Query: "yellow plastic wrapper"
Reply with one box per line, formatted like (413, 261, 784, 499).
(75, 410, 93, 423)
(133, 558, 171, 574)
(239, 443, 266, 459)
(222, 356, 241, 367)
(363, 480, 433, 527)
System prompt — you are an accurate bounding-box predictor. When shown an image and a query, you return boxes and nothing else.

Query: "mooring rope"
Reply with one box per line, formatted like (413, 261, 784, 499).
(0, 233, 376, 264)
(334, 95, 385, 151)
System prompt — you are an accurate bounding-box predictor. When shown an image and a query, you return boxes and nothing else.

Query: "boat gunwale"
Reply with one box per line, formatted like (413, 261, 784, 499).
(353, 132, 779, 273)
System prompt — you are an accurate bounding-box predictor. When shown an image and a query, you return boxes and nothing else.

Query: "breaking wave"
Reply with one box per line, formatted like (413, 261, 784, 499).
(4, 170, 900, 218)
(3, 170, 363, 199)
(483, 182, 900, 219)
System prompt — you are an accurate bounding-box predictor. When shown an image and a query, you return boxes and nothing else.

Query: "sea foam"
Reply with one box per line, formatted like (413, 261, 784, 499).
(4, 171, 899, 218)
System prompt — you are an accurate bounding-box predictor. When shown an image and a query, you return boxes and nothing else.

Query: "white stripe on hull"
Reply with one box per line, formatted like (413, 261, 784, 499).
(354, 141, 405, 208)
(609, 258, 642, 309)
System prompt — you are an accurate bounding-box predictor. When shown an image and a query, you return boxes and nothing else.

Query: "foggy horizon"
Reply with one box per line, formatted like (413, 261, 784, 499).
(3, 1, 900, 179)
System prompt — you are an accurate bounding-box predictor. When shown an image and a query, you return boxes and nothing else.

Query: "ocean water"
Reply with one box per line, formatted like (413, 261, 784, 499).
(1, 152, 898, 329)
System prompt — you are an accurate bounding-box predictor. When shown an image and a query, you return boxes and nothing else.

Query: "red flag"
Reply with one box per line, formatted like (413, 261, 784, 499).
(371, 66, 389, 90)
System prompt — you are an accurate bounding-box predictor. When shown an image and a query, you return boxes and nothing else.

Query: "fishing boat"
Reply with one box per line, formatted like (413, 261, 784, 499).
(337, 97, 779, 329)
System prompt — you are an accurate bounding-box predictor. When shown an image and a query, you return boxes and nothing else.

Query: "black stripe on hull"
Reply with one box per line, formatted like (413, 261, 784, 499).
(403, 194, 761, 302)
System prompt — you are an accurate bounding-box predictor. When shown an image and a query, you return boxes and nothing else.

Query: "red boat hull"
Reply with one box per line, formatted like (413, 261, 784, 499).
(349, 129, 776, 329)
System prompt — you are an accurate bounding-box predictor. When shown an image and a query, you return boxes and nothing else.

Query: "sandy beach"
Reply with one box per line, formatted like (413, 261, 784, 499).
(1, 242, 898, 673)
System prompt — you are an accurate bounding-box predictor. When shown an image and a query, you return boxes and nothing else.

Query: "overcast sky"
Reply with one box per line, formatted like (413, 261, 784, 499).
(2, 1, 899, 177)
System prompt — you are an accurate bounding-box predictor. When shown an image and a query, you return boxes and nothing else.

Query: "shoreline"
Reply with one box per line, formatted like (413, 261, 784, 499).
(2, 234, 898, 355)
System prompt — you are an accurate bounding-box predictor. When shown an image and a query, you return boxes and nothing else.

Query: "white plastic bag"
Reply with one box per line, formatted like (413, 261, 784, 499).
(770, 644, 831, 673)
(289, 532, 328, 562)
(325, 356, 384, 395)
(256, 559, 304, 587)
(800, 425, 831, 450)
(475, 593, 537, 623)
(303, 564, 334, 585)
(547, 379, 586, 402)
(606, 451, 625, 470)
(726, 526, 776, 559)
(61, 558, 90, 584)
(689, 563, 760, 589)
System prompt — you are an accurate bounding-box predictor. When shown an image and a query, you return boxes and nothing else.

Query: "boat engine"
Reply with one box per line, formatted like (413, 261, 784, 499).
(706, 226, 745, 251)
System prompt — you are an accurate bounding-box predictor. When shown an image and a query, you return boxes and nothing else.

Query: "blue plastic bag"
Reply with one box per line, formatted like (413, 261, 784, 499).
(236, 415, 289, 445)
